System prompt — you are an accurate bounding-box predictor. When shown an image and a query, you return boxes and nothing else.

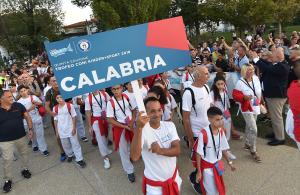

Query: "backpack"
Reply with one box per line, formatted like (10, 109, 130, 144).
(183, 85, 209, 116)
(191, 128, 224, 167)
(109, 93, 131, 119)
(54, 102, 72, 116)
(30, 95, 46, 117)
(88, 90, 108, 116)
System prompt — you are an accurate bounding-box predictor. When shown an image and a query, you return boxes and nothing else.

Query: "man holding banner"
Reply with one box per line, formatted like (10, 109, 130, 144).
(131, 97, 181, 195)
(106, 84, 137, 182)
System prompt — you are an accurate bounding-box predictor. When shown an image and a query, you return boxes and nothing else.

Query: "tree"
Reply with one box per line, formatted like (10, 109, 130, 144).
(207, 0, 274, 36)
(71, 0, 91, 7)
(0, 0, 63, 61)
(271, 0, 300, 36)
(72, 0, 172, 31)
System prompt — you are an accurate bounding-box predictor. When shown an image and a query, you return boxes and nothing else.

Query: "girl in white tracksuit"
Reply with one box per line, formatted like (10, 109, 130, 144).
(210, 76, 236, 160)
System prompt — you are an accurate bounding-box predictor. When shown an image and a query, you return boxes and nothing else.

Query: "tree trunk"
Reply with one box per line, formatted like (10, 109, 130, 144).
(252, 25, 256, 35)
(195, 21, 200, 36)
(239, 28, 242, 38)
(278, 22, 282, 38)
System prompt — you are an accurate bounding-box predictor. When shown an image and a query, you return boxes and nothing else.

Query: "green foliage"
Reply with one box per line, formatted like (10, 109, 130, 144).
(272, 0, 300, 24)
(71, 0, 91, 7)
(90, 0, 172, 31)
(0, 0, 63, 61)
(206, 0, 275, 33)
(170, 0, 300, 38)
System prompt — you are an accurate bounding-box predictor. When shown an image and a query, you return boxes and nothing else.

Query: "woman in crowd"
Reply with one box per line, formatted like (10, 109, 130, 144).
(233, 64, 262, 163)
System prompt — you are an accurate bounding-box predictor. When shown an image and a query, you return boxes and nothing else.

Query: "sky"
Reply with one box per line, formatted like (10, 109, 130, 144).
(62, 0, 93, 25)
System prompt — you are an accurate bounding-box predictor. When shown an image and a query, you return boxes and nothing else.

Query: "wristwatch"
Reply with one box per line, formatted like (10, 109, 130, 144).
(228, 161, 233, 165)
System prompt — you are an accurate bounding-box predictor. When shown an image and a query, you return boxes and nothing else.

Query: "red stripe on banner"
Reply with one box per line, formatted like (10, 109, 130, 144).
(146, 16, 189, 51)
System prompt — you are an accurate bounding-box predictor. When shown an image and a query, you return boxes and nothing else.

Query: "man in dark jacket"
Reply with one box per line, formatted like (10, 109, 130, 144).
(251, 47, 290, 146)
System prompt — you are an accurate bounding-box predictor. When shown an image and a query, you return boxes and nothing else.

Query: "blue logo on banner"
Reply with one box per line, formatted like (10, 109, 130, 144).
(78, 39, 91, 52)
(49, 43, 73, 58)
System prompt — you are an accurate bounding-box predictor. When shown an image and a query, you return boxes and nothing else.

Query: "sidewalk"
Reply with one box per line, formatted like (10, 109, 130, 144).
(0, 122, 299, 195)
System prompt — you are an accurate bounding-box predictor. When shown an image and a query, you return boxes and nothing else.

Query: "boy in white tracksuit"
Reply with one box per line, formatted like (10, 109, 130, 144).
(17, 85, 48, 156)
(85, 90, 112, 169)
(53, 94, 86, 168)
(195, 107, 236, 195)
(107, 85, 137, 183)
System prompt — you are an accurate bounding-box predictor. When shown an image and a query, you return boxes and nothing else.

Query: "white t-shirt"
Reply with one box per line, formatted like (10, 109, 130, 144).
(123, 90, 138, 110)
(210, 91, 230, 113)
(18, 95, 42, 122)
(234, 75, 262, 114)
(72, 96, 81, 109)
(37, 67, 48, 75)
(141, 121, 181, 193)
(140, 85, 149, 99)
(182, 85, 212, 137)
(162, 94, 177, 121)
(43, 85, 52, 97)
(106, 94, 136, 123)
(53, 103, 77, 138)
(181, 71, 194, 89)
(12, 92, 18, 102)
(85, 92, 110, 117)
(197, 125, 229, 175)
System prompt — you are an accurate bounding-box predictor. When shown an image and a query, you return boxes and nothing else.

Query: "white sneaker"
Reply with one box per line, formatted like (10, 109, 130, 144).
(228, 151, 237, 160)
(104, 158, 111, 169)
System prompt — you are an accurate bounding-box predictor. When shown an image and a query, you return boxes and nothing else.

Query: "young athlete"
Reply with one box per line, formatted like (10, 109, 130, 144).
(195, 107, 236, 195)
(131, 97, 182, 195)
(17, 85, 49, 156)
(85, 89, 112, 169)
(106, 84, 137, 182)
(53, 94, 86, 168)
(210, 76, 236, 160)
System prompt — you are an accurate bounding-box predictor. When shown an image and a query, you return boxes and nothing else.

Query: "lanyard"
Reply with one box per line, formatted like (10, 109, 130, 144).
(241, 79, 257, 97)
(220, 92, 226, 110)
(209, 125, 221, 159)
(93, 92, 103, 109)
(188, 71, 195, 82)
(237, 55, 245, 68)
(114, 96, 126, 116)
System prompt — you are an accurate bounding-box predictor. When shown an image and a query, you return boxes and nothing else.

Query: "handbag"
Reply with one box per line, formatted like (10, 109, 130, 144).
(38, 105, 46, 117)
(30, 95, 46, 116)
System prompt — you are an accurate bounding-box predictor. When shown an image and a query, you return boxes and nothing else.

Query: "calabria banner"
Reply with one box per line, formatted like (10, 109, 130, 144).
(44, 16, 192, 99)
